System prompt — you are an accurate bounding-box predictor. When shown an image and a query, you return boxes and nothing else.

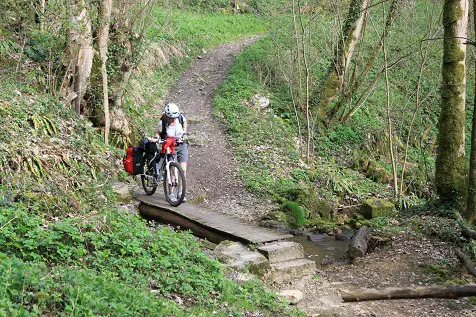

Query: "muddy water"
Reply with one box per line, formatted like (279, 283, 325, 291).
(289, 232, 352, 269)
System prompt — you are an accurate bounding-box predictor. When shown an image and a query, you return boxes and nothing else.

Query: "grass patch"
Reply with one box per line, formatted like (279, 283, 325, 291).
(150, 10, 270, 51)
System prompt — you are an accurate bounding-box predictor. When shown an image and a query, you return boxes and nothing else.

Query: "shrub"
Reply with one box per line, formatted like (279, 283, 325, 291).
(281, 200, 307, 228)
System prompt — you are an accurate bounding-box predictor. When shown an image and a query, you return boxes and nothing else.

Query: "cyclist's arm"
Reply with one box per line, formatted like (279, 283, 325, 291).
(182, 116, 188, 134)
(157, 120, 163, 138)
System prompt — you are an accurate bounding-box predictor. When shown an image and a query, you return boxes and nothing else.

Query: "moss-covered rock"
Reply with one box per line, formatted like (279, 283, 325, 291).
(366, 161, 392, 183)
(353, 151, 370, 171)
(307, 218, 337, 234)
(360, 198, 395, 219)
(308, 198, 332, 220)
(268, 211, 287, 223)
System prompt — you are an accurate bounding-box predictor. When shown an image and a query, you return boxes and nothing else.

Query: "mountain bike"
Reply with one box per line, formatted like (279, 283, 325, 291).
(141, 137, 186, 207)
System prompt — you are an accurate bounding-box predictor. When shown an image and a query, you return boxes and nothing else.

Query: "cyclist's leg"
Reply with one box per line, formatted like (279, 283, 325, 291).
(176, 144, 188, 200)
(176, 143, 188, 180)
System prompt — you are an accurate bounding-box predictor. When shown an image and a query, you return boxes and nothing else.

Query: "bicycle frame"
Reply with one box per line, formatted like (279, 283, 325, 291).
(141, 137, 186, 206)
(163, 149, 179, 187)
(143, 141, 179, 186)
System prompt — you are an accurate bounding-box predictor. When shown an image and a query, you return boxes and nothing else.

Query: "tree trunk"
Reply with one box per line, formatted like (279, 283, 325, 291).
(336, 0, 401, 122)
(98, 0, 112, 145)
(466, 71, 476, 222)
(316, 0, 368, 118)
(455, 248, 476, 278)
(436, 0, 469, 209)
(383, 27, 398, 197)
(465, 0, 476, 223)
(342, 285, 476, 302)
(64, 0, 93, 115)
(297, 0, 312, 163)
(40, 0, 46, 31)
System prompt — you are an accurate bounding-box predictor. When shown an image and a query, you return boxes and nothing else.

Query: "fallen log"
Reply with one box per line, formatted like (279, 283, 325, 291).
(455, 248, 476, 278)
(456, 213, 476, 239)
(348, 225, 370, 260)
(342, 284, 476, 302)
(461, 227, 476, 240)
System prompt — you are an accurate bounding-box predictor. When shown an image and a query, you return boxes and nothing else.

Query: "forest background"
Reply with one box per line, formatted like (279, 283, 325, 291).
(1, 0, 476, 316)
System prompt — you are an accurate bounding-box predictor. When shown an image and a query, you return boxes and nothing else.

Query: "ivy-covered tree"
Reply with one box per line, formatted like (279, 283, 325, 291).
(436, 0, 469, 209)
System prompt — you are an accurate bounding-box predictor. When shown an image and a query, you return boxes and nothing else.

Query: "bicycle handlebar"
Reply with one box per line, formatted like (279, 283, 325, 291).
(148, 137, 184, 145)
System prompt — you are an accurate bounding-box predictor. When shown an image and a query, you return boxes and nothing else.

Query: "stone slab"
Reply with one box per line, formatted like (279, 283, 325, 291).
(270, 258, 316, 283)
(258, 241, 304, 264)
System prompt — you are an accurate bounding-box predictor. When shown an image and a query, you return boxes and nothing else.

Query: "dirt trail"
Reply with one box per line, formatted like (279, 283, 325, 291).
(161, 38, 475, 317)
(163, 36, 274, 221)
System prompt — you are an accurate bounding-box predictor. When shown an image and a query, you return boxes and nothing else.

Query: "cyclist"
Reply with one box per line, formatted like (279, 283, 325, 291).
(157, 103, 188, 199)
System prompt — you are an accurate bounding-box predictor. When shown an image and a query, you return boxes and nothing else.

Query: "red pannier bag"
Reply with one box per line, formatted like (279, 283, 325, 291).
(123, 145, 144, 175)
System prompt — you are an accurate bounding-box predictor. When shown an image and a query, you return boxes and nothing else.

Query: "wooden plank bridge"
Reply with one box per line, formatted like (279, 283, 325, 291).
(135, 191, 293, 245)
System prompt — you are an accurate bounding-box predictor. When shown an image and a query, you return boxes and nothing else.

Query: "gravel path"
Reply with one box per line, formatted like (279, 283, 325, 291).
(163, 36, 275, 222)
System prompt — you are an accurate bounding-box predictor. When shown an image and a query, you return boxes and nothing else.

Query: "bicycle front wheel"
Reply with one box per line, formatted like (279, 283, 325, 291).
(141, 156, 158, 195)
(163, 161, 186, 206)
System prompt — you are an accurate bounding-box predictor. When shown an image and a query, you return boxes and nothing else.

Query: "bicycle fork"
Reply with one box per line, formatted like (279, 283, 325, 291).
(165, 161, 178, 186)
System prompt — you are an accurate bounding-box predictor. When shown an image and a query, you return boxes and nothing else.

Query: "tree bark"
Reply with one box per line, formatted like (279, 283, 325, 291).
(297, 0, 312, 163)
(348, 225, 370, 259)
(40, 0, 46, 31)
(455, 212, 476, 238)
(98, 0, 112, 145)
(335, 0, 401, 123)
(436, 0, 469, 209)
(64, 0, 93, 115)
(342, 285, 476, 302)
(316, 0, 368, 119)
(461, 225, 476, 239)
(383, 24, 398, 196)
(466, 77, 476, 222)
(465, 0, 476, 223)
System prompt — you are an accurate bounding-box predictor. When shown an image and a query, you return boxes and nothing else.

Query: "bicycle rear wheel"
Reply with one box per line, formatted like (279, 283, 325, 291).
(141, 156, 158, 195)
(163, 161, 186, 206)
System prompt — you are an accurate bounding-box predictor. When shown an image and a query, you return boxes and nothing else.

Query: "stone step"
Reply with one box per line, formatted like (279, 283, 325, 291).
(270, 258, 316, 282)
(258, 241, 304, 264)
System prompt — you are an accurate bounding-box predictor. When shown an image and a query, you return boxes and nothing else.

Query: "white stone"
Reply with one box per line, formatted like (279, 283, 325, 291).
(213, 241, 269, 274)
(113, 183, 132, 202)
(277, 289, 304, 305)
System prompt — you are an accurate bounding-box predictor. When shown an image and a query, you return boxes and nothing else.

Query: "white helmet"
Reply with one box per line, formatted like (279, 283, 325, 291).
(164, 103, 180, 118)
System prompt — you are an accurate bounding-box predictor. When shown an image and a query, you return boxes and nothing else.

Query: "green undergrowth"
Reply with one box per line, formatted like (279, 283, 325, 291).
(151, 10, 270, 50)
(0, 83, 301, 316)
(213, 37, 390, 215)
(167, 0, 290, 14)
(213, 37, 301, 196)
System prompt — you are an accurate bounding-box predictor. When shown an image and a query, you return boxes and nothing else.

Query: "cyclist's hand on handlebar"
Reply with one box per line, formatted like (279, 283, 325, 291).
(180, 133, 188, 142)
(149, 136, 160, 143)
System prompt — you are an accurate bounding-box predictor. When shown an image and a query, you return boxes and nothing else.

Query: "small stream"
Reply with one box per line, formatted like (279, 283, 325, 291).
(288, 231, 353, 269)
